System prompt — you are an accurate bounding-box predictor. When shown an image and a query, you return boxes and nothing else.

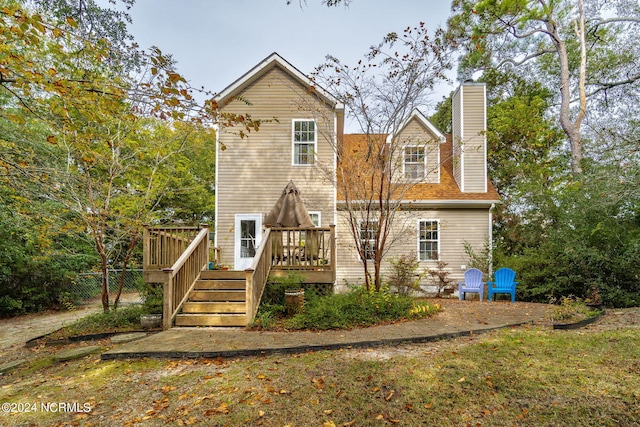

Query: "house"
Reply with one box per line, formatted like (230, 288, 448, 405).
(213, 52, 499, 289)
(142, 52, 499, 328)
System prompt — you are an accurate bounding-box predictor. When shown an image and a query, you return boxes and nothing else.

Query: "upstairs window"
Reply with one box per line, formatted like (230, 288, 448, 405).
(418, 220, 439, 261)
(293, 120, 316, 165)
(404, 146, 425, 180)
(358, 220, 378, 261)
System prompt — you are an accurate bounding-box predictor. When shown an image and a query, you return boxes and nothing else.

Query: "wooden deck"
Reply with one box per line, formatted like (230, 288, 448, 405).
(143, 225, 335, 329)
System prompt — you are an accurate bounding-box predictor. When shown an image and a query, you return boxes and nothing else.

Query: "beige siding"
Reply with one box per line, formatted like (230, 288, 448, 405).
(395, 118, 440, 184)
(452, 84, 486, 193)
(217, 66, 336, 267)
(452, 89, 463, 189)
(335, 208, 491, 290)
(461, 84, 487, 192)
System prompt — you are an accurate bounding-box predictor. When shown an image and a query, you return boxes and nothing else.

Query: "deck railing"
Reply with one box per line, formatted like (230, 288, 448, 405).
(245, 228, 272, 323)
(143, 226, 202, 270)
(270, 225, 335, 271)
(160, 227, 209, 330)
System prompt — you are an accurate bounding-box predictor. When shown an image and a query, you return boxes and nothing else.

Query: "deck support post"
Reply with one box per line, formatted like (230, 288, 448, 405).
(163, 269, 173, 331)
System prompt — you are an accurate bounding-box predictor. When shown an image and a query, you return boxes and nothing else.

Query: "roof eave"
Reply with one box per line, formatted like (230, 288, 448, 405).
(389, 109, 447, 144)
(213, 52, 340, 108)
(336, 199, 501, 208)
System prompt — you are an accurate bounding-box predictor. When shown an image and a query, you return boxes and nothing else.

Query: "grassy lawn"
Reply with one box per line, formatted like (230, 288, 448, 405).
(1, 324, 638, 426)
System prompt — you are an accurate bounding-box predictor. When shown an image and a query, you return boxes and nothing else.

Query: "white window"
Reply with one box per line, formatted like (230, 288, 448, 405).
(358, 220, 378, 260)
(404, 146, 426, 180)
(308, 211, 321, 227)
(293, 120, 316, 165)
(418, 220, 439, 261)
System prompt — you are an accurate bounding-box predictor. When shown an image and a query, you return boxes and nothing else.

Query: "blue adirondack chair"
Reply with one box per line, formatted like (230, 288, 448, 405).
(458, 268, 485, 301)
(487, 268, 518, 302)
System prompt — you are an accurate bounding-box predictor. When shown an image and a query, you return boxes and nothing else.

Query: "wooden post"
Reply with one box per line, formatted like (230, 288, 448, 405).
(330, 224, 336, 282)
(245, 269, 254, 325)
(163, 269, 173, 331)
(143, 225, 150, 271)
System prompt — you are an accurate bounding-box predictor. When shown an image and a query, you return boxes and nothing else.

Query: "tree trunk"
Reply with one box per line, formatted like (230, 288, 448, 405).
(98, 248, 110, 313)
(113, 232, 140, 310)
(547, 2, 587, 175)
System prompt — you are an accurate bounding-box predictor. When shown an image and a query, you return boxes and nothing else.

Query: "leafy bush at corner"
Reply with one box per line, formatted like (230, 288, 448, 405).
(0, 199, 98, 317)
(494, 166, 640, 308)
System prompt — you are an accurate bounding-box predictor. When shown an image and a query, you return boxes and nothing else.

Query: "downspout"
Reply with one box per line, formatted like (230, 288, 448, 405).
(213, 123, 220, 250)
(489, 203, 495, 277)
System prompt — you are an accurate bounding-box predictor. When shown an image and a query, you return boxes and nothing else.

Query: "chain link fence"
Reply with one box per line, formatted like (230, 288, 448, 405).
(70, 269, 144, 305)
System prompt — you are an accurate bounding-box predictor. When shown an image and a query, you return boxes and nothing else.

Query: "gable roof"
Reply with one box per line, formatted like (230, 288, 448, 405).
(389, 109, 446, 144)
(337, 134, 500, 205)
(213, 52, 343, 110)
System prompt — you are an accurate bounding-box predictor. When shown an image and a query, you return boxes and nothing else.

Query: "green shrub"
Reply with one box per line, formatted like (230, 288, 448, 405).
(550, 295, 601, 321)
(388, 252, 426, 295)
(138, 282, 163, 314)
(63, 305, 148, 336)
(284, 285, 439, 330)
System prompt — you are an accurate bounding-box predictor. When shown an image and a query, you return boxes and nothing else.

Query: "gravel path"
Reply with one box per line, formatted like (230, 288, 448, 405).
(0, 293, 141, 354)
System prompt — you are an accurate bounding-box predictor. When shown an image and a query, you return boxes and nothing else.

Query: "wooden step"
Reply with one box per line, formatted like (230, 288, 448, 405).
(194, 279, 245, 290)
(200, 270, 246, 280)
(189, 290, 245, 302)
(174, 313, 247, 327)
(182, 301, 245, 314)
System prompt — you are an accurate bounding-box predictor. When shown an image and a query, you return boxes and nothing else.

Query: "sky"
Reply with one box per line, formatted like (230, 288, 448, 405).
(124, 0, 457, 115)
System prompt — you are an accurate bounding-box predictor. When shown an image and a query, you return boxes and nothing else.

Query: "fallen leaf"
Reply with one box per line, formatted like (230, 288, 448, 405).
(324, 409, 334, 415)
(323, 421, 336, 427)
(457, 377, 466, 383)
(258, 410, 265, 417)
(376, 414, 384, 420)
(204, 402, 229, 416)
(384, 390, 395, 401)
(343, 420, 356, 427)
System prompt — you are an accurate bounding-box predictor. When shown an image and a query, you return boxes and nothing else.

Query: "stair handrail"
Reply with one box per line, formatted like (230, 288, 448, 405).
(162, 227, 210, 330)
(245, 227, 272, 324)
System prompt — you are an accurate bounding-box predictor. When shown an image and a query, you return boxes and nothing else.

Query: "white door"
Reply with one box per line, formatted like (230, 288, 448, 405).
(234, 214, 262, 270)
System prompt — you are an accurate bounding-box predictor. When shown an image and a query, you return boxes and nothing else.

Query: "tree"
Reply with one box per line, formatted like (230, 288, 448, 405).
(1, 1, 256, 312)
(312, 22, 451, 291)
(447, 0, 640, 174)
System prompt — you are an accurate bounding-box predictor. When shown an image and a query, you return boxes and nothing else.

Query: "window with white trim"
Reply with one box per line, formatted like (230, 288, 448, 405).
(358, 220, 378, 260)
(293, 120, 316, 165)
(404, 146, 426, 180)
(418, 220, 439, 261)
(308, 212, 321, 227)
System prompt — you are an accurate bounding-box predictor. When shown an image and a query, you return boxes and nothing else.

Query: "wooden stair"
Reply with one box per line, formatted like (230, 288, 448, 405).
(174, 270, 248, 327)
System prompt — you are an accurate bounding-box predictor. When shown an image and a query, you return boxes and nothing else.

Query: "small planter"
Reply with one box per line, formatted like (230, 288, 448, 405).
(284, 289, 305, 315)
(140, 314, 162, 329)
